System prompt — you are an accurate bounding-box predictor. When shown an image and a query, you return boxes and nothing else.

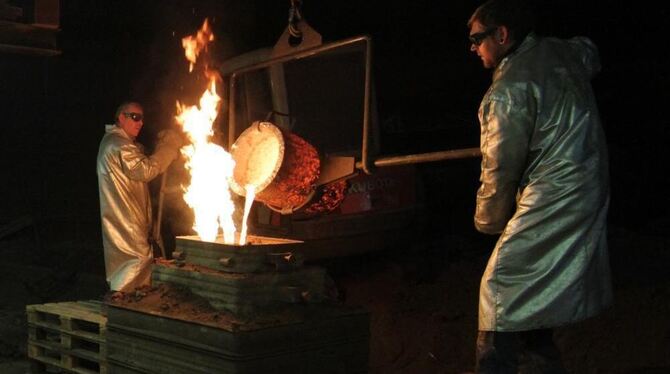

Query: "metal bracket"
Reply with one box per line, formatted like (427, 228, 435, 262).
(271, 20, 322, 59)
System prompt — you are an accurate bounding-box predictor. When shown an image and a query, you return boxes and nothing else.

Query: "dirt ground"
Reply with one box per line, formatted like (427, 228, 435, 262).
(0, 224, 669, 374)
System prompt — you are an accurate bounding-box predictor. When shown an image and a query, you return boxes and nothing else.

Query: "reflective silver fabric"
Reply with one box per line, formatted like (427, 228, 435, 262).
(475, 34, 612, 331)
(97, 125, 175, 291)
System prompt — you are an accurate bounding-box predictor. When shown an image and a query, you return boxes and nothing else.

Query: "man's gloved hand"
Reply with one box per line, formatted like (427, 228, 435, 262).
(157, 128, 187, 150)
(153, 128, 188, 168)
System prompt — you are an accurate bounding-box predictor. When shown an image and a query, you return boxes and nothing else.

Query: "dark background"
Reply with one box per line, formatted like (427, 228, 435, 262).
(1, 1, 668, 373)
(1, 0, 666, 245)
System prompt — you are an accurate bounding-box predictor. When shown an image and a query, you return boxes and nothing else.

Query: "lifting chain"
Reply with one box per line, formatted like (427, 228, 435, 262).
(288, 0, 303, 39)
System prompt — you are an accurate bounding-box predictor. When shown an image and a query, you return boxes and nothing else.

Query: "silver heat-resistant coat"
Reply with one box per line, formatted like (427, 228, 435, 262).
(97, 125, 177, 292)
(475, 33, 612, 331)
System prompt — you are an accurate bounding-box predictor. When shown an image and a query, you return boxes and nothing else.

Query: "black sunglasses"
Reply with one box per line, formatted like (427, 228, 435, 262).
(469, 27, 497, 46)
(123, 112, 144, 122)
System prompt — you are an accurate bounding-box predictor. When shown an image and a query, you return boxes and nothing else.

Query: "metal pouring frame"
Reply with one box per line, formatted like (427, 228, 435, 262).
(226, 34, 481, 185)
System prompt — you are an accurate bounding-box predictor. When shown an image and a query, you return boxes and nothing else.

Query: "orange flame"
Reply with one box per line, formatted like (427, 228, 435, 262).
(176, 19, 237, 244)
(177, 18, 259, 245)
(182, 19, 214, 73)
(176, 79, 237, 243)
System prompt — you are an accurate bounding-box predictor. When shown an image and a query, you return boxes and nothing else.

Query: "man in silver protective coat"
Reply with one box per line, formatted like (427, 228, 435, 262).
(97, 102, 181, 292)
(467, 0, 612, 372)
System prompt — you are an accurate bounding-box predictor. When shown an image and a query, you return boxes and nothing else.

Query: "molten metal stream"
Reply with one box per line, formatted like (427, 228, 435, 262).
(239, 185, 256, 245)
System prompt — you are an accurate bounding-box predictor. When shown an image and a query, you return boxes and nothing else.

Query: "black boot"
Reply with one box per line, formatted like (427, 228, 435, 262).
(518, 329, 567, 374)
(476, 330, 521, 374)
(475, 329, 567, 374)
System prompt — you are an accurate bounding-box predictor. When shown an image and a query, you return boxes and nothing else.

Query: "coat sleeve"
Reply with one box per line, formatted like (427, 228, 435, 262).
(474, 94, 532, 234)
(119, 131, 181, 182)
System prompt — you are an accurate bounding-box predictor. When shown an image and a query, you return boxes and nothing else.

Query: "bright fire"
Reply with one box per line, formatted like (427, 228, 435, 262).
(182, 19, 214, 73)
(176, 19, 255, 244)
(176, 80, 237, 243)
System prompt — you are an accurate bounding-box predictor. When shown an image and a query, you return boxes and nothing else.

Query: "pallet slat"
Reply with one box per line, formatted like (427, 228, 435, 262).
(29, 339, 105, 374)
(29, 321, 105, 344)
(27, 301, 106, 324)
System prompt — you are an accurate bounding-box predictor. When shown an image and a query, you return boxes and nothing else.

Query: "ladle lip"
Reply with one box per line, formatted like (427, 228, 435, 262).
(229, 121, 285, 196)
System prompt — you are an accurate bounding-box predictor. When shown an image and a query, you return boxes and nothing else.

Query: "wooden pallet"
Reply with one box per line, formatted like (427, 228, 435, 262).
(26, 300, 107, 374)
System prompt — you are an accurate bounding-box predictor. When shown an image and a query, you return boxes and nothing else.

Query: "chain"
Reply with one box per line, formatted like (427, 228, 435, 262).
(288, 0, 303, 39)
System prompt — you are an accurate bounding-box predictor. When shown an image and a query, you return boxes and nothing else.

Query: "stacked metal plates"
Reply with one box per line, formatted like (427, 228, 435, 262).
(105, 302, 370, 374)
(160, 235, 334, 315)
(152, 261, 333, 315)
(106, 233, 370, 373)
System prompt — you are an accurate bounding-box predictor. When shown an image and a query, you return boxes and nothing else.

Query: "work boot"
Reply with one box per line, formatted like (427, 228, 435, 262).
(475, 330, 520, 374)
(518, 329, 567, 374)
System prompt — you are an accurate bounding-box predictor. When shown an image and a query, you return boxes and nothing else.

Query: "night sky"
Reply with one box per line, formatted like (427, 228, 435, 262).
(1, 0, 667, 256)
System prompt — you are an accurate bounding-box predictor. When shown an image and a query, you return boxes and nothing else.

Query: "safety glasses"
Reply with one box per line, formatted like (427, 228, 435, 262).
(469, 27, 497, 46)
(123, 112, 144, 122)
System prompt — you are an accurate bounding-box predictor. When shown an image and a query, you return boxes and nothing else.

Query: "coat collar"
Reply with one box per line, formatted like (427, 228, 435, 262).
(494, 32, 539, 78)
(105, 124, 134, 141)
